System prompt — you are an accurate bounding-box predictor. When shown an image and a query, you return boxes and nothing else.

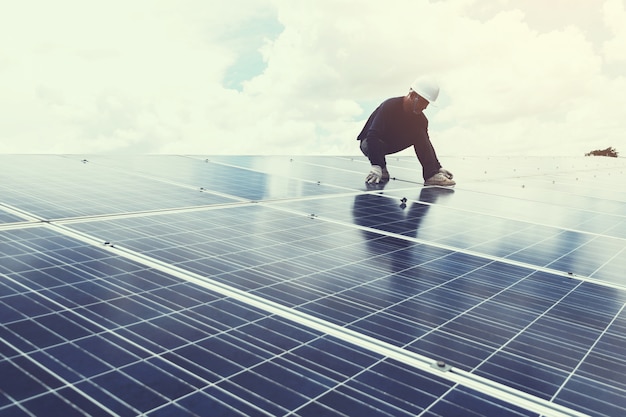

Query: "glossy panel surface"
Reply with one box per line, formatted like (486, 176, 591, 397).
(2, 155, 625, 416)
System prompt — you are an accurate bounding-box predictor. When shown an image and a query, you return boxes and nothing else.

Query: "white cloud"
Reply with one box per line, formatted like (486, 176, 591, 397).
(0, 0, 624, 158)
(603, 0, 626, 63)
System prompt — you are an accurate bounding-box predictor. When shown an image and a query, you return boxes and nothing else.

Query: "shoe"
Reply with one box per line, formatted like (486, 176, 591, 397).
(424, 172, 456, 186)
(438, 168, 453, 179)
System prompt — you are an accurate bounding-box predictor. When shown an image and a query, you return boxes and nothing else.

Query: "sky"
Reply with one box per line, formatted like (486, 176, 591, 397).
(1, 0, 625, 157)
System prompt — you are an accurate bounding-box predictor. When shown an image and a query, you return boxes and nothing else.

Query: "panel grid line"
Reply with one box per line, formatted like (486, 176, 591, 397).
(549, 302, 626, 402)
(36, 217, 591, 416)
(3, 155, 626, 417)
(266, 201, 626, 292)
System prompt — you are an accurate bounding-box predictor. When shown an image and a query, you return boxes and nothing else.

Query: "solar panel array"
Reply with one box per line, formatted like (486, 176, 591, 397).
(1, 154, 625, 417)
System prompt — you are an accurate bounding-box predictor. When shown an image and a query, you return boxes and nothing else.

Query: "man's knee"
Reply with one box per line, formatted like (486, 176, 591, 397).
(359, 139, 369, 156)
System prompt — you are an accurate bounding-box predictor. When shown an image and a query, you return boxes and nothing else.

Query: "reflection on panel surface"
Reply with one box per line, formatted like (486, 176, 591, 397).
(1, 155, 625, 416)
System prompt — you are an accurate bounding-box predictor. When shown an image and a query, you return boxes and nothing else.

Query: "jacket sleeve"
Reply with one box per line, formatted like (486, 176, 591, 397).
(357, 101, 389, 143)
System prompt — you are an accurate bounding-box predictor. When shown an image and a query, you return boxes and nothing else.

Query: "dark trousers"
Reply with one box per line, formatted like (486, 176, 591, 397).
(359, 138, 441, 180)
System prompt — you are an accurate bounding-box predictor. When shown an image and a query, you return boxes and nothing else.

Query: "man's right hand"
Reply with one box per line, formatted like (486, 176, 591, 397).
(365, 165, 383, 183)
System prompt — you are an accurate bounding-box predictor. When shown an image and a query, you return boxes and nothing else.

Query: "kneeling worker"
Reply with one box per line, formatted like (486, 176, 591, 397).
(357, 77, 455, 186)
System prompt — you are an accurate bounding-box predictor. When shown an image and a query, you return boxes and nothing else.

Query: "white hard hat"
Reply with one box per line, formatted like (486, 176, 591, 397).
(410, 77, 439, 103)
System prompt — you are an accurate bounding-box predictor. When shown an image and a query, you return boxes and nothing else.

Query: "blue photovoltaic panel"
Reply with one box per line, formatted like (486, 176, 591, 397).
(0, 209, 27, 224)
(1, 155, 626, 417)
(0, 156, 236, 220)
(90, 155, 357, 200)
(271, 189, 626, 284)
(0, 226, 538, 417)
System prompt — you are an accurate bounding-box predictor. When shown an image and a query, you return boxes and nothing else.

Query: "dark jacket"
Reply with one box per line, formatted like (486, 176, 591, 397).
(357, 96, 430, 154)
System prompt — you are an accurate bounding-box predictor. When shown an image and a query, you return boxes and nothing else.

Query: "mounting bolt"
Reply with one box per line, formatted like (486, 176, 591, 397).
(431, 360, 451, 372)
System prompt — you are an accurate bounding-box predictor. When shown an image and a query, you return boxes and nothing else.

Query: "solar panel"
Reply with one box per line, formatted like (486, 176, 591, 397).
(1, 154, 625, 416)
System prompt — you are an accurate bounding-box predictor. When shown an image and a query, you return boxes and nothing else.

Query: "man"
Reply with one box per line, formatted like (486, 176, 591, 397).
(357, 77, 455, 186)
